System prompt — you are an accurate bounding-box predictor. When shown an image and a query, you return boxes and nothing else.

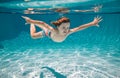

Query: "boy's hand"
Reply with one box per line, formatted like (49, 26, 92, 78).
(91, 16, 103, 27)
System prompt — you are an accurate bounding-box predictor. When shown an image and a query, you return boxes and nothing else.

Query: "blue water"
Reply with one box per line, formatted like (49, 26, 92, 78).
(0, 0, 120, 78)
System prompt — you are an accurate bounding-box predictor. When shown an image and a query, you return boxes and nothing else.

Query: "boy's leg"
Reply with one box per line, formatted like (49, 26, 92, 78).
(22, 16, 53, 31)
(22, 16, 44, 25)
(30, 24, 43, 39)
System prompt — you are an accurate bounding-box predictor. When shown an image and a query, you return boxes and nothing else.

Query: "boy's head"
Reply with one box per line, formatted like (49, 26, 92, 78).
(51, 17, 70, 35)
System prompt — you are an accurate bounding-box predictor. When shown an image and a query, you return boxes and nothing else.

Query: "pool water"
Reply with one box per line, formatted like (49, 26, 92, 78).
(0, 0, 120, 78)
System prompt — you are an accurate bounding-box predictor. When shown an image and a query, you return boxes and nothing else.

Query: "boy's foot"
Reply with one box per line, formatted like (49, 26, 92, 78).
(22, 16, 33, 24)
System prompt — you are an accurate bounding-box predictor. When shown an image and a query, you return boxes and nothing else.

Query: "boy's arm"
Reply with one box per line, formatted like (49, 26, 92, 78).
(69, 16, 102, 33)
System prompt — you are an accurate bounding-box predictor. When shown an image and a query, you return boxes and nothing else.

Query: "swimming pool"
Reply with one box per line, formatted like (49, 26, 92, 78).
(0, 0, 120, 78)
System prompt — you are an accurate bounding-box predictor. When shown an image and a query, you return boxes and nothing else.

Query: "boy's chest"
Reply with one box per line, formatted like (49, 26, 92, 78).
(50, 33, 67, 42)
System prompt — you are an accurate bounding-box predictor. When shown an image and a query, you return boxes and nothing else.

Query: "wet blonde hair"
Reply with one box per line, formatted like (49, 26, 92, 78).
(51, 17, 70, 26)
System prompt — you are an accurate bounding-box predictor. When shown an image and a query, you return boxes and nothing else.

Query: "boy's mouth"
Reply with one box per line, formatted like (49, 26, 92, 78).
(63, 31, 67, 33)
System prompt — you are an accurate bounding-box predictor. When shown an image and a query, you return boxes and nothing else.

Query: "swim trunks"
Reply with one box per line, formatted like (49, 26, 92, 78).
(42, 30, 51, 38)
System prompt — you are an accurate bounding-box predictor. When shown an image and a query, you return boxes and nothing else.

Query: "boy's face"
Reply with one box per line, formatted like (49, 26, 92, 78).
(57, 22, 70, 35)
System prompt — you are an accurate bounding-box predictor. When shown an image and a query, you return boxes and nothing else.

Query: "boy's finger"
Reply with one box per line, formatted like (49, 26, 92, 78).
(98, 16, 102, 20)
(99, 19, 103, 22)
(96, 15, 99, 18)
